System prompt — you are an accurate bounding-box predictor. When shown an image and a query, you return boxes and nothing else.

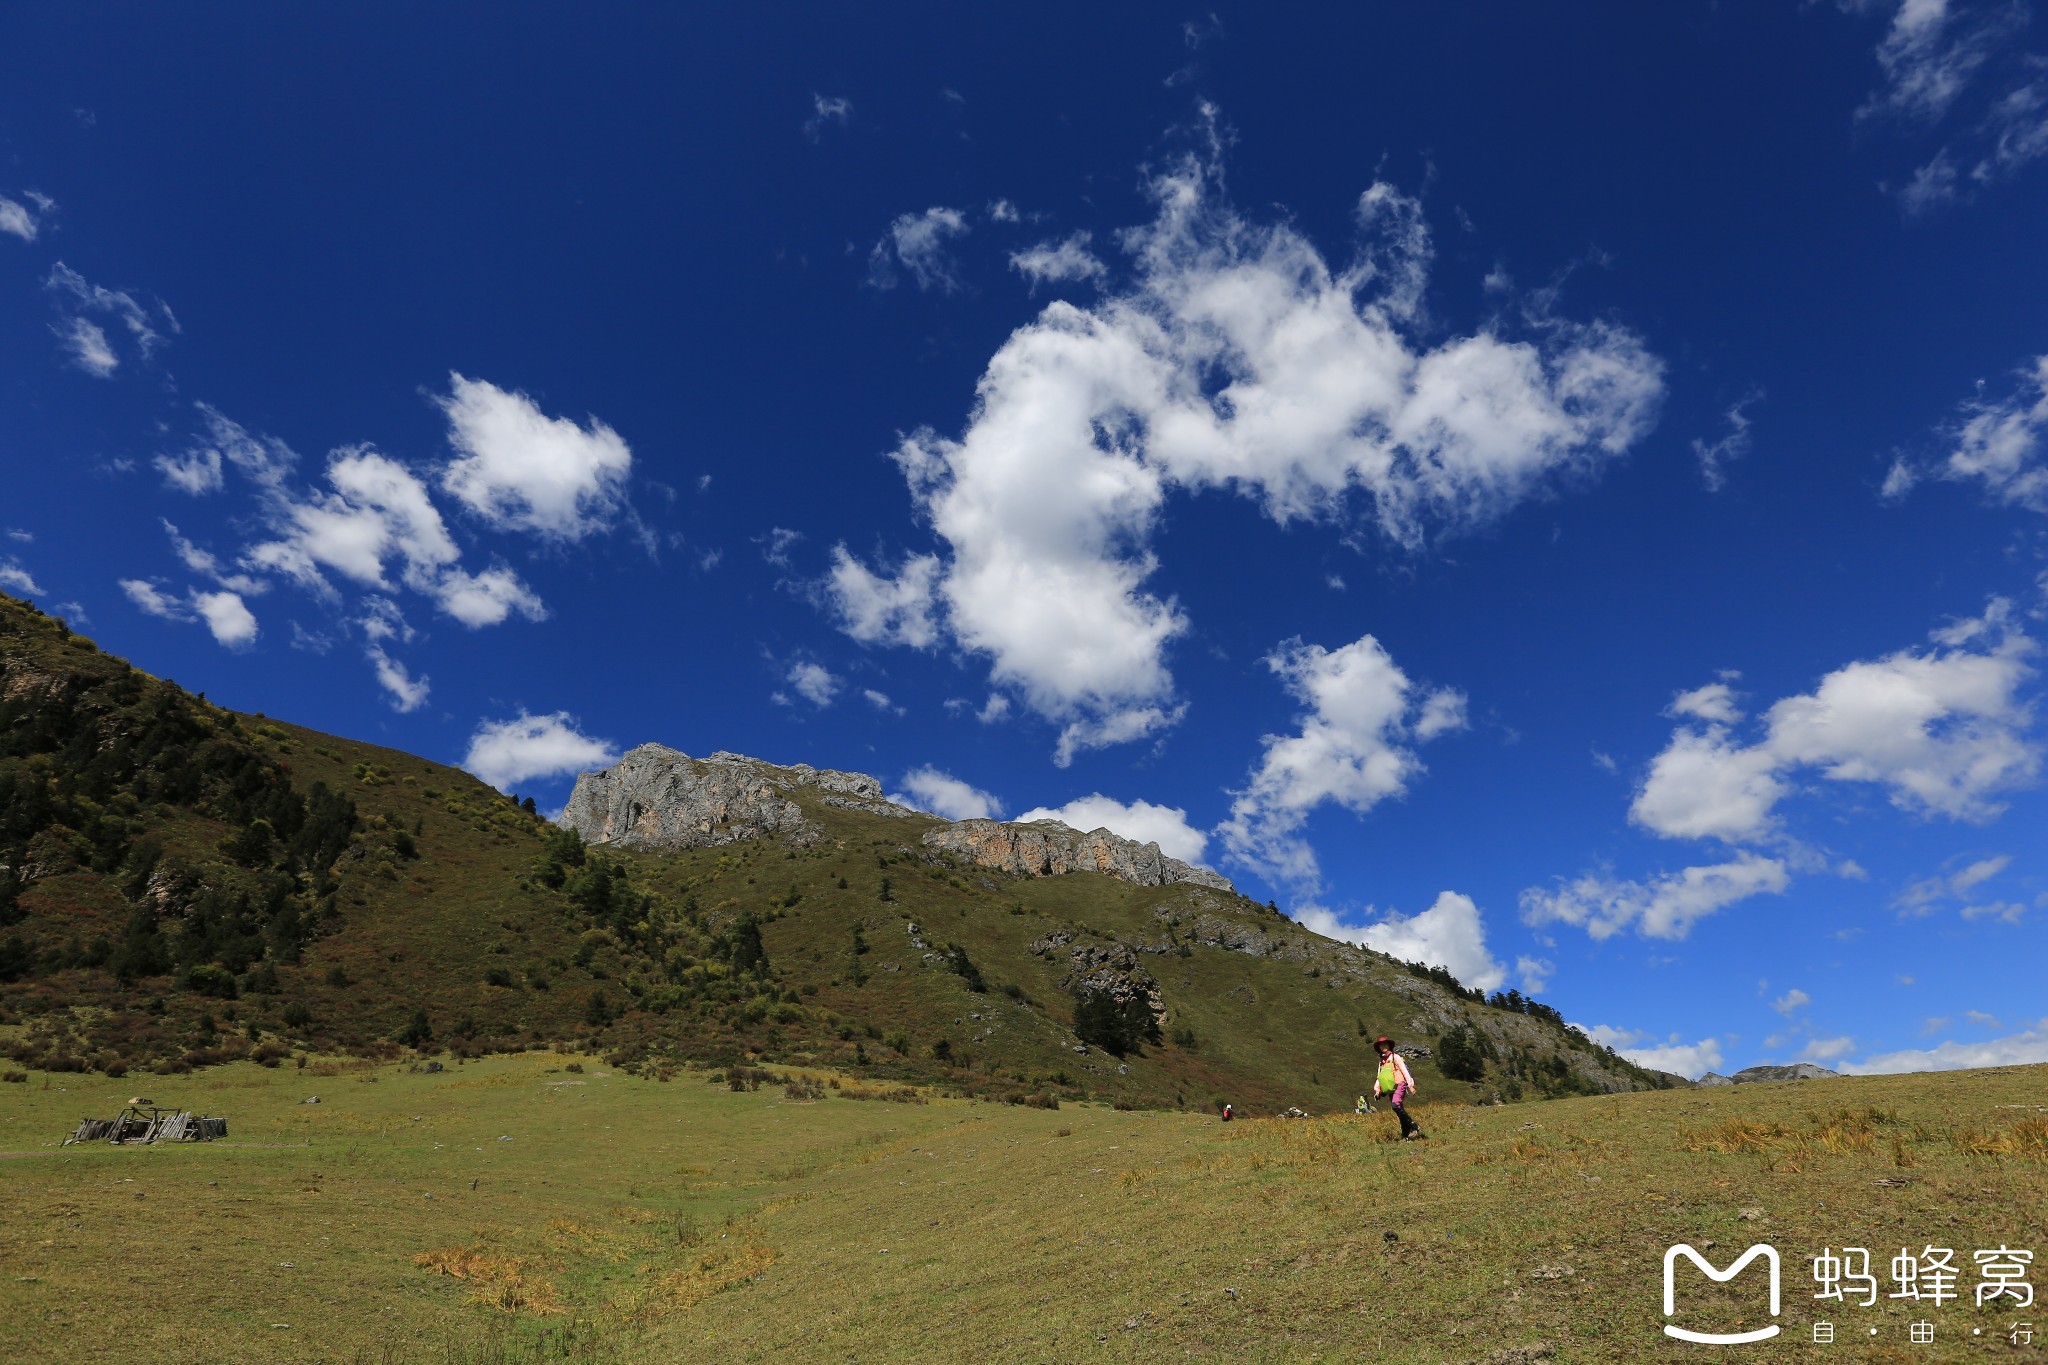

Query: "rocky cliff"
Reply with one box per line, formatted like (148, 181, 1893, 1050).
(559, 744, 912, 850)
(559, 745, 1237, 895)
(922, 819, 1234, 893)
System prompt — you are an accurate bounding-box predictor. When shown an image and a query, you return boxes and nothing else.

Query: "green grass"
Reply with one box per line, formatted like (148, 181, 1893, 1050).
(4, 1055, 2043, 1362)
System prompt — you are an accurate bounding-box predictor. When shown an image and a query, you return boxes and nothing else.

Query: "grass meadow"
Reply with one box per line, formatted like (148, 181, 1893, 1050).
(3, 1055, 2044, 1362)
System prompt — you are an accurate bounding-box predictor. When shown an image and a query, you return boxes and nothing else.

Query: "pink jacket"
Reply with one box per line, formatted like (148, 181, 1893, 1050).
(1374, 1051, 1416, 1097)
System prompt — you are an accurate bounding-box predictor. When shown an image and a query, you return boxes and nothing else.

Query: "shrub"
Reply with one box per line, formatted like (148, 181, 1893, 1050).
(484, 967, 514, 988)
(182, 963, 239, 999)
(1072, 987, 1159, 1057)
(396, 1009, 432, 1048)
(282, 1001, 312, 1028)
(2, 1070, 26, 1083)
(1436, 1024, 1493, 1083)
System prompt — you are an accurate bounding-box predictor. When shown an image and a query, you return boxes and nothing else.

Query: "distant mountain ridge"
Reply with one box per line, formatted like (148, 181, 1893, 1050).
(562, 743, 1234, 893)
(1697, 1063, 1841, 1085)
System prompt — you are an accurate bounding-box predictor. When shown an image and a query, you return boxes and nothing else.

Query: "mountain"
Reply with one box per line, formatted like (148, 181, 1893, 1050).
(0, 591, 1678, 1109)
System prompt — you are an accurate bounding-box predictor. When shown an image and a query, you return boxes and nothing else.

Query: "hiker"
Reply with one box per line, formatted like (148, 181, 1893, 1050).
(1355, 1093, 1372, 1115)
(1372, 1036, 1424, 1140)
(1220, 1102, 1233, 1122)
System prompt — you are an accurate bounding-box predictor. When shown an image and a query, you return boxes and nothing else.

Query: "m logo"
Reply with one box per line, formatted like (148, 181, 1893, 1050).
(1663, 1243, 1783, 1344)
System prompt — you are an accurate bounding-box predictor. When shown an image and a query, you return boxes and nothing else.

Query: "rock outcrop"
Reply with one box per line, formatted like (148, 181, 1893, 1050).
(560, 744, 912, 850)
(922, 819, 1234, 893)
(561, 744, 1238, 895)
(1730, 1063, 1839, 1084)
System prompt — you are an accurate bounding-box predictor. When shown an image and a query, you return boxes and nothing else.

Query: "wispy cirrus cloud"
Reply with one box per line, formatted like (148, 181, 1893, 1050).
(44, 262, 178, 377)
(1845, 0, 2048, 211)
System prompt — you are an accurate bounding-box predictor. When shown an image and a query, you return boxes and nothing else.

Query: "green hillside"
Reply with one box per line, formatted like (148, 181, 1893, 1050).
(0, 591, 1672, 1111)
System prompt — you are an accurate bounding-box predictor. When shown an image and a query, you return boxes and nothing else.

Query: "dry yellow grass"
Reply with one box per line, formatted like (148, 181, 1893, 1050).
(4, 1052, 2046, 1362)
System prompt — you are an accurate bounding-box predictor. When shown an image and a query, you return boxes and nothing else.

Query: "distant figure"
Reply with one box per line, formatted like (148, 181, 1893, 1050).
(1355, 1094, 1373, 1115)
(1220, 1102, 1233, 1122)
(1372, 1036, 1423, 1140)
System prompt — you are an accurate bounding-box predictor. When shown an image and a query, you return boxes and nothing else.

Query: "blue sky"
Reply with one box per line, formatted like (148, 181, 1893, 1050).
(4, 3, 2047, 1078)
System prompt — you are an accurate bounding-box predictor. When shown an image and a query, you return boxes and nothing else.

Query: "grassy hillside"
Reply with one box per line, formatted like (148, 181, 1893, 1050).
(0, 591, 1669, 1112)
(1, 1053, 2042, 1362)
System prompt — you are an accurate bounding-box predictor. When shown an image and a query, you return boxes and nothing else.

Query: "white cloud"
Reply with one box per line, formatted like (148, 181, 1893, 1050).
(357, 596, 414, 644)
(977, 694, 1011, 724)
(247, 446, 458, 589)
(987, 199, 1021, 224)
(1668, 680, 1743, 725)
(1011, 232, 1108, 288)
(1803, 1035, 1857, 1062)
(154, 444, 223, 495)
(366, 645, 429, 713)
(192, 590, 258, 649)
(1772, 988, 1812, 1016)
(1842, 1019, 2048, 1074)
(1015, 793, 1209, 864)
(0, 192, 52, 242)
(1848, 2, 2048, 209)
(1219, 634, 1465, 889)
(121, 578, 187, 620)
(1516, 955, 1554, 994)
(803, 93, 853, 140)
(433, 565, 548, 628)
(1858, 0, 2003, 124)
(44, 263, 173, 370)
(53, 317, 118, 377)
(827, 547, 942, 647)
(1301, 890, 1506, 994)
(118, 578, 258, 649)
(1691, 392, 1760, 492)
(1895, 852, 2028, 922)
(436, 374, 635, 542)
(463, 710, 619, 791)
(833, 141, 1661, 763)
(0, 558, 44, 596)
(1633, 600, 2038, 843)
(787, 661, 841, 708)
(161, 521, 263, 595)
(191, 403, 297, 488)
(861, 688, 902, 715)
(868, 207, 970, 293)
(759, 527, 804, 568)
(1521, 853, 1791, 940)
(1630, 725, 1787, 842)
(238, 438, 547, 630)
(1583, 1027, 1724, 1080)
(890, 766, 1003, 821)
(1924, 354, 2048, 512)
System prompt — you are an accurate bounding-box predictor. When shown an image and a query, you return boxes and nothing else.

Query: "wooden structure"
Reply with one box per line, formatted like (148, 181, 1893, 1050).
(64, 1103, 227, 1146)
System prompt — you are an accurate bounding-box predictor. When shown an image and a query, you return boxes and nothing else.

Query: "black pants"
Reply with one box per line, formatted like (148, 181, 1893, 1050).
(1393, 1098, 1420, 1138)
